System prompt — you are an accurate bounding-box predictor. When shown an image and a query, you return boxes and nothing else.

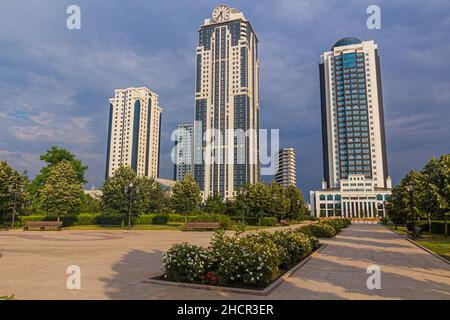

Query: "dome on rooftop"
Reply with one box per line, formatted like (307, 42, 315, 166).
(331, 37, 362, 50)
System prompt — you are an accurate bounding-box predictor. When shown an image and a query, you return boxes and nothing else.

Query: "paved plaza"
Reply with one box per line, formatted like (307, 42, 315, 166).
(0, 224, 449, 299)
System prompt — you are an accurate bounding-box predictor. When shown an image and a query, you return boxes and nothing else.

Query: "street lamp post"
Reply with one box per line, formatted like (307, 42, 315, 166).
(407, 181, 416, 229)
(8, 184, 24, 229)
(125, 183, 135, 230)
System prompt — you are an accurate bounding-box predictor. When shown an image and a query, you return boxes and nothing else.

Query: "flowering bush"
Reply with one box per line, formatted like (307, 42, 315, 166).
(161, 243, 209, 283)
(208, 230, 282, 287)
(269, 230, 314, 267)
(321, 218, 351, 232)
(161, 228, 320, 288)
(300, 223, 337, 238)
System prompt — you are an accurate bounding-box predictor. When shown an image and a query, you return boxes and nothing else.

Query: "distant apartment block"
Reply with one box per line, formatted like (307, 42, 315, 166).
(105, 87, 163, 178)
(173, 122, 193, 181)
(274, 148, 297, 188)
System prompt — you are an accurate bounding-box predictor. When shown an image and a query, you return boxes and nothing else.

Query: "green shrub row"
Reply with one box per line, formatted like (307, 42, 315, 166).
(417, 221, 449, 235)
(16, 213, 175, 227)
(162, 228, 319, 288)
(188, 214, 233, 228)
(300, 219, 351, 238)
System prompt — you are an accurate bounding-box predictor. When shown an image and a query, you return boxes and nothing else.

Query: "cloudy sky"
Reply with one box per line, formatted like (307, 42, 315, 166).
(0, 0, 449, 195)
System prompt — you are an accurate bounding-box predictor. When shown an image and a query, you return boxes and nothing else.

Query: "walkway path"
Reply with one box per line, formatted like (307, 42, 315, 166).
(0, 224, 449, 299)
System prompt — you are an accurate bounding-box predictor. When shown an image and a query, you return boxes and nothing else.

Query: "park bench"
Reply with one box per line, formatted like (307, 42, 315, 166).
(23, 221, 62, 231)
(280, 219, 290, 226)
(185, 222, 221, 231)
(407, 227, 422, 240)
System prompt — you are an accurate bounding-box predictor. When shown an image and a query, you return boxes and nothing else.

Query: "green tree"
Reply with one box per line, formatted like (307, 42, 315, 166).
(41, 160, 83, 221)
(170, 174, 201, 219)
(422, 155, 450, 236)
(388, 170, 423, 227)
(284, 184, 308, 219)
(268, 181, 289, 221)
(234, 182, 271, 223)
(204, 194, 226, 214)
(0, 161, 28, 225)
(136, 176, 171, 214)
(29, 147, 87, 209)
(80, 193, 102, 214)
(101, 166, 147, 222)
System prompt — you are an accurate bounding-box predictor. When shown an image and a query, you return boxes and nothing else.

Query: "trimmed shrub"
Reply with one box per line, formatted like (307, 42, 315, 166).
(153, 214, 169, 225)
(95, 214, 125, 225)
(260, 217, 277, 226)
(134, 214, 154, 225)
(162, 243, 209, 283)
(189, 214, 233, 229)
(268, 230, 314, 267)
(230, 216, 259, 226)
(168, 214, 185, 222)
(406, 222, 416, 231)
(76, 213, 99, 225)
(418, 221, 448, 235)
(300, 223, 337, 238)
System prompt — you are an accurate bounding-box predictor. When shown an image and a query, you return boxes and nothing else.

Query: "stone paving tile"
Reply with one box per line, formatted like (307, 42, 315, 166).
(0, 224, 449, 299)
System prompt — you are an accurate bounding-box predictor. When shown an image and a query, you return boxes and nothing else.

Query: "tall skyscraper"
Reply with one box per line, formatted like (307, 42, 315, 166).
(173, 122, 194, 181)
(193, 5, 260, 200)
(105, 87, 163, 178)
(311, 38, 392, 218)
(274, 148, 297, 188)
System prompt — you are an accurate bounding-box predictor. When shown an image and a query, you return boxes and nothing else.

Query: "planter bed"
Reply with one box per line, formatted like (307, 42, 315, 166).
(143, 244, 327, 296)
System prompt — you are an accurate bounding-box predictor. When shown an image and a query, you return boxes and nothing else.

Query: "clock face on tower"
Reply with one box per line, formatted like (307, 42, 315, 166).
(212, 4, 231, 22)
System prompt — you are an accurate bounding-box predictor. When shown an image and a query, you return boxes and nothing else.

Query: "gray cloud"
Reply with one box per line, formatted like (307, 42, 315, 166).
(0, 0, 449, 196)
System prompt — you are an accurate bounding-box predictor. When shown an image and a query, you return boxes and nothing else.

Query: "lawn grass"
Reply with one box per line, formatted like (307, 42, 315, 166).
(386, 225, 450, 261)
(416, 233, 450, 262)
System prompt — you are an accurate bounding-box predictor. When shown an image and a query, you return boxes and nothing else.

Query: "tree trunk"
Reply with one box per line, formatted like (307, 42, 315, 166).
(428, 214, 432, 233)
(445, 215, 448, 238)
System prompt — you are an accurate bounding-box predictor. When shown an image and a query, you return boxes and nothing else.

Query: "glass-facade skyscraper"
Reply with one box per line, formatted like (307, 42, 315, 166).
(319, 37, 389, 189)
(311, 38, 392, 218)
(193, 5, 260, 200)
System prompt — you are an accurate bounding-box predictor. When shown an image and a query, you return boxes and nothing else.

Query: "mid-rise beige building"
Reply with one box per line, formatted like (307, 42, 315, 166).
(105, 87, 163, 178)
(274, 148, 297, 188)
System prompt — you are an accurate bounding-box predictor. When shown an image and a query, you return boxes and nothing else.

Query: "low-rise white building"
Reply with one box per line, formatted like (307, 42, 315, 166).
(310, 174, 391, 218)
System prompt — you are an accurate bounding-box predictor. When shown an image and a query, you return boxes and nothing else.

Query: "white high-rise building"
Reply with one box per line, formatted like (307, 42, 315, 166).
(193, 4, 260, 200)
(105, 87, 163, 178)
(311, 38, 392, 218)
(274, 148, 297, 188)
(173, 122, 194, 181)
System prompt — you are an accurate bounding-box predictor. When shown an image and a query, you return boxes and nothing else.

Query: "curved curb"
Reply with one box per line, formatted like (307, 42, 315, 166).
(141, 244, 328, 296)
(406, 238, 450, 265)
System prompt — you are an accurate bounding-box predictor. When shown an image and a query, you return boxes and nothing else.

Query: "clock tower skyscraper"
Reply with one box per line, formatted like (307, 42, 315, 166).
(193, 5, 260, 200)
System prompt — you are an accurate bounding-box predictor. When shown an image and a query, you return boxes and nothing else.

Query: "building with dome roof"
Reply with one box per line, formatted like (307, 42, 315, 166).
(310, 38, 392, 218)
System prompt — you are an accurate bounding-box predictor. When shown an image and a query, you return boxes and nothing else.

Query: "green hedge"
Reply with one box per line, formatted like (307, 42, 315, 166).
(230, 216, 259, 226)
(418, 221, 449, 235)
(188, 214, 233, 229)
(260, 217, 277, 226)
(300, 223, 337, 238)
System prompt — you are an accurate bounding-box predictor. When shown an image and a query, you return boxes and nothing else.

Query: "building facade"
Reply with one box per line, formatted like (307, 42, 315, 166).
(274, 148, 297, 188)
(193, 5, 260, 200)
(105, 87, 163, 178)
(173, 122, 194, 181)
(311, 38, 391, 218)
